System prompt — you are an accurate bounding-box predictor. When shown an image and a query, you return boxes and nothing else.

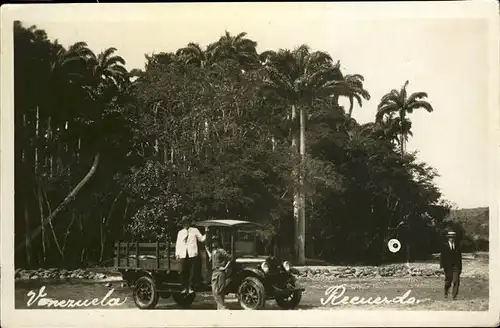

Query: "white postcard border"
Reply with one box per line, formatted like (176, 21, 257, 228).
(1, 2, 499, 327)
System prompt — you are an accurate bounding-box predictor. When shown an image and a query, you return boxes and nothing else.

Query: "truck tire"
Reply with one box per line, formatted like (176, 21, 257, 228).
(133, 275, 159, 309)
(237, 276, 266, 310)
(275, 276, 302, 309)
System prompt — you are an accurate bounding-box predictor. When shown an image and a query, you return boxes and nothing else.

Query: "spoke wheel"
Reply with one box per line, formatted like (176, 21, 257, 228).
(237, 277, 266, 310)
(275, 276, 302, 310)
(172, 292, 196, 308)
(133, 276, 159, 309)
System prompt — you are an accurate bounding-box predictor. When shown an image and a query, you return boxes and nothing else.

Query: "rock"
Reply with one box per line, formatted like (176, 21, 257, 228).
(120, 283, 127, 288)
(105, 282, 112, 287)
(30, 275, 39, 280)
(20, 272, 31, 280)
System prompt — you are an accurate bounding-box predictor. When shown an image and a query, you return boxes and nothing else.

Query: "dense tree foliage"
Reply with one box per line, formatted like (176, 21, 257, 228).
(15, 21, 454, 268)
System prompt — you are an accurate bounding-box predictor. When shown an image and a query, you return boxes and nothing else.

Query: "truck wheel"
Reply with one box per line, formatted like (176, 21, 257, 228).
(275, 276, 302, 309)
(172, 292, 196, 308)
(133, 276, 159, 309)
(237, 276, 266, 310)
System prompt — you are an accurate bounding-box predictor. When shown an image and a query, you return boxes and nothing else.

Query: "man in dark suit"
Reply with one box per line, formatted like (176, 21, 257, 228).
(440, 230, 462, 300)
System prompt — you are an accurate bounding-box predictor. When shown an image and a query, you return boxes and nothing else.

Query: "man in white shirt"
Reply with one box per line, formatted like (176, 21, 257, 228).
(175, 216, 206, 294)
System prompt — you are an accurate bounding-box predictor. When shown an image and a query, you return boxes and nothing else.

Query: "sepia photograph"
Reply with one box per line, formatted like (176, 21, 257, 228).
(1, 2, 499, 327)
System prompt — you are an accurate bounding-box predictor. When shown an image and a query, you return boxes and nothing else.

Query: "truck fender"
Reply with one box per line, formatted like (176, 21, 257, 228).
(236, 267, 266, 282)
(121, 269, 155, 286)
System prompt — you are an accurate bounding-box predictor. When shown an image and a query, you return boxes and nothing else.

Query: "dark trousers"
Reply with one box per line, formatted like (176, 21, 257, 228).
(444, 267, 460, 298)
(180, 255, 197, 290)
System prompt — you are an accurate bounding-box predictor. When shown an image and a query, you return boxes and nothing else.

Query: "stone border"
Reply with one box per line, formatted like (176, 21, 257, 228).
(15, 268, 119, 282)
(292, 262, 488, 279)
(292, 265, 444, 279)
(16, 262, 487, 282)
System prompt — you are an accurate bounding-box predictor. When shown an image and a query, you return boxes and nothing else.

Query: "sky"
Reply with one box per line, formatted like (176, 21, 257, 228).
(9, 2, 496, 209)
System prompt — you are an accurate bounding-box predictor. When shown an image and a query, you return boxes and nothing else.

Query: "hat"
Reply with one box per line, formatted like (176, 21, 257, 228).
(180, 216, 192, 225)
(211, 237, 221, 246)
(446, 231, 457, 237)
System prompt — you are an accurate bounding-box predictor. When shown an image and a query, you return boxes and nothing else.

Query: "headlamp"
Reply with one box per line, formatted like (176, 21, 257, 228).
(261, 261, 270, 273)
(282, 261, 291, 272)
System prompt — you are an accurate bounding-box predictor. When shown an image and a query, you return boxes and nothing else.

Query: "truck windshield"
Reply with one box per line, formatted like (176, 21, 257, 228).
(236, 229, 271, 257)
(206, 226, 273, 257)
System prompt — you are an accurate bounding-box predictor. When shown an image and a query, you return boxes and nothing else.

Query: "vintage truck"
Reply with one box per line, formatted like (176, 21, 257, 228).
(114, 219, 304, 310)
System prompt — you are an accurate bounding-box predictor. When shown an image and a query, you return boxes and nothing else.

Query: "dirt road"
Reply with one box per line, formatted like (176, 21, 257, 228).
(15, 275, 488, 311)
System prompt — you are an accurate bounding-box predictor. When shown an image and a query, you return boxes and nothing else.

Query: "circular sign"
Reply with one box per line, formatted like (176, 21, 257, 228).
(388, 239, 401, 253)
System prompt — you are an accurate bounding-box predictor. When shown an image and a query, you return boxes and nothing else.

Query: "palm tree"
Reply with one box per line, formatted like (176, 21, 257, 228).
(207, 31, 259, 70)
(375, 81, 433, 265)
(260, 45, 341, 264)
(176, 42, 212, 68)
(86, 47, 129, 92)
(324, 63, 370, 119)
(340, 74, 371, 118)
(376, 80, 433, 156)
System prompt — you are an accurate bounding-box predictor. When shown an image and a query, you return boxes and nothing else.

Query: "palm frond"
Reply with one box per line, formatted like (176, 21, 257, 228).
(101, 47, 118, 60)
(406, 100, 434, 113)
(352, 94, 364, 107)
(103, 55, 126, 67)
(376, 103, 399, 122)
(400, 80, 409, 105)
(407, 91, 428, 104)
(379, 90, 402, 108)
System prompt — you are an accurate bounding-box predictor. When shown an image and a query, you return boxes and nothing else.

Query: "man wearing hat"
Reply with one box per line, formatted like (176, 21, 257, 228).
(175, 216, 206, 294)
(440, 231, 462, 300)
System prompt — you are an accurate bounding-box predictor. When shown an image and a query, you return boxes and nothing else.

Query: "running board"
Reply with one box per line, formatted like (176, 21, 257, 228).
(272, 287, 305, 295)
(156, 283, 212, 294)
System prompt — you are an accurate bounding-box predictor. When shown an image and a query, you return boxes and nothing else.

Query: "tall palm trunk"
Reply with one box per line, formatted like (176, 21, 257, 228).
(47, 116, 54, 177)
(348, 97, 354, 118)
(24, 204, 32, 267)
(399, 110, 410, 265)
(399, 111, 406, 157)
(36, 186, 47, 263)
(35, 106, 46, 263)
(99, 190, 122, 263)
(34, 106, 39, 174)
(291, 104, 301, 264)
(297, 106, 306, 265)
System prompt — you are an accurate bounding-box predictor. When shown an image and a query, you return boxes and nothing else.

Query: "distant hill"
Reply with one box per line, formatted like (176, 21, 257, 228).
(444, 207, 489, 251)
